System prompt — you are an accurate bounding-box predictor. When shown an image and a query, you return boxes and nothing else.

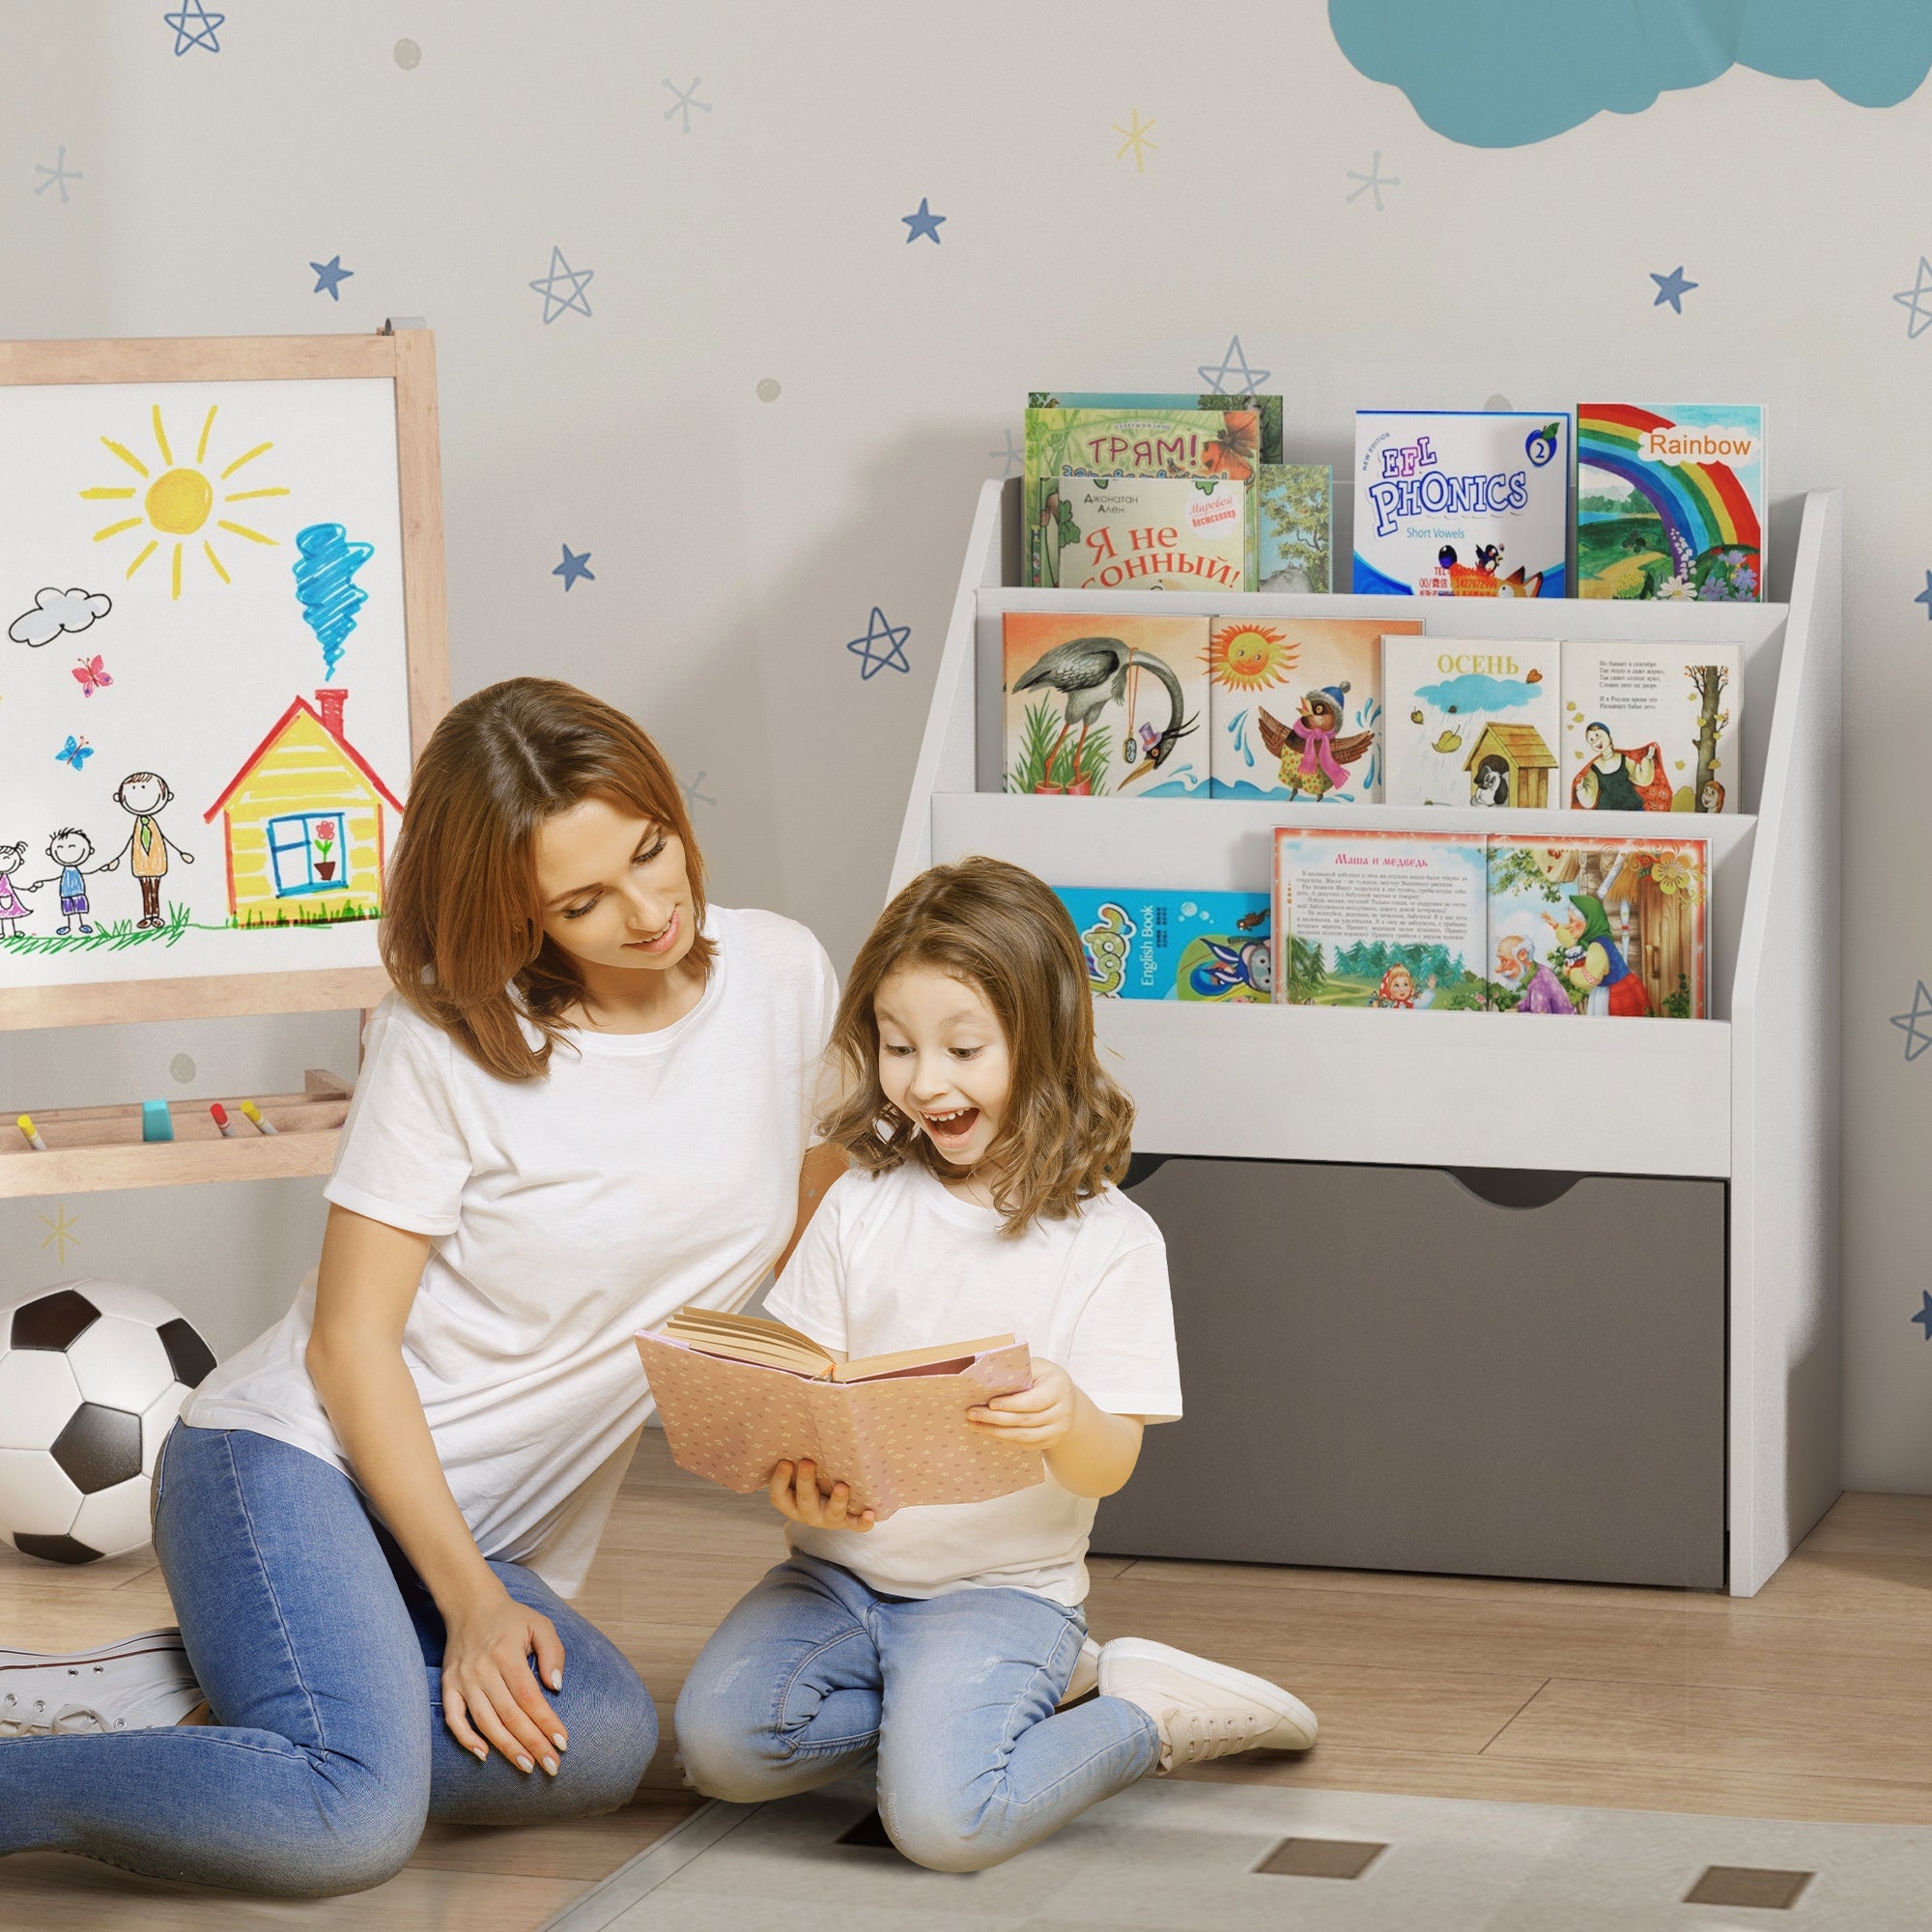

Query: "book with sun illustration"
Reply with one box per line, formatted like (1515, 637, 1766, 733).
(1353, 410, 1569, 597)
(1560, 642, 1743, 814)
(1259, 464, 1333, 593)
(1025, 406, 1260, 588)
(1208, 618, 1418, 803)
(1003, 611, 1208, 799)
(636, 1309, 1039, 1520)
(1054, 887, 1272, 1002)
(1383, 638, 1562, 808)
(1486, 837, 1708, 1018)
(1052, 472, 1253, 592)
(1576, 406, 1764, 602)
(1271, 829, 1489, 1010)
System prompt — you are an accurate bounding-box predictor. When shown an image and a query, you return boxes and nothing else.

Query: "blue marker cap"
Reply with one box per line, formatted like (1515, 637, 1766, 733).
(141, 1099, 175, 1144)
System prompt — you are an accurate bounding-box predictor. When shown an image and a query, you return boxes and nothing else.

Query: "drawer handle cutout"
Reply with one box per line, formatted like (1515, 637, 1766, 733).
(1449, 1167, 1582, 1209)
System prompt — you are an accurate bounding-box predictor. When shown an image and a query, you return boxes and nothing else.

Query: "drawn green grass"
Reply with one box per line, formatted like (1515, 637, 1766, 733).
(1006, 696, 1112, 796)
(1, 896, 382, 957)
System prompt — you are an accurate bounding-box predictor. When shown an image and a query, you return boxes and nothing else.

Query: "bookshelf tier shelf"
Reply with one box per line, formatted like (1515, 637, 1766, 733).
(895, 479, 1842, 1599)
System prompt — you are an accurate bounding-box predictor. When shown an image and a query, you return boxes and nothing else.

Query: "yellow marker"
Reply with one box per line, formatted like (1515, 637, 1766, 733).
(16, 1113, 48, 1151)
(239, 1100, 278, 1136)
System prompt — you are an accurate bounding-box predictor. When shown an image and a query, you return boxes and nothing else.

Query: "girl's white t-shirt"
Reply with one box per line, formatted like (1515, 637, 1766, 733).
(765, 1162, 1181, 1606)
(187, 906, 838, 1597)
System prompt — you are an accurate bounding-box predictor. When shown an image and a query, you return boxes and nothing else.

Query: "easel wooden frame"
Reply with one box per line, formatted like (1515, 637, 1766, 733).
(0, 326, 449, 1033)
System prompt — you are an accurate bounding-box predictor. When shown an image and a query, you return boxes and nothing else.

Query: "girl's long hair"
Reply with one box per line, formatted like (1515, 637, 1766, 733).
(380, 677, 711, 1081)
(818, 856, 1133, 1235)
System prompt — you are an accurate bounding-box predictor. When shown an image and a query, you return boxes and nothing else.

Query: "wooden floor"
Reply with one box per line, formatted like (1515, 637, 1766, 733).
(5, 1433, 1932, 1924)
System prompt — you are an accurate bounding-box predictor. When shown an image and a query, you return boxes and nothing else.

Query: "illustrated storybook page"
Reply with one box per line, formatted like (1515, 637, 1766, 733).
(0, 376, 414, 993)
(1561, 642, 1743, 814)
(1383, 637, 1563, 809)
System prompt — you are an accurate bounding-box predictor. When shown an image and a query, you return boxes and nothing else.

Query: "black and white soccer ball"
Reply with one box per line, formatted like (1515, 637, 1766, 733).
(0, 1280, 216, 1565)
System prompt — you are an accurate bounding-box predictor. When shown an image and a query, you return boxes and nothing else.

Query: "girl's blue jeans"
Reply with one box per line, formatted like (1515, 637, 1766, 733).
(674, 1552, 1160, 1872)
(0, 1425, 657, 1896)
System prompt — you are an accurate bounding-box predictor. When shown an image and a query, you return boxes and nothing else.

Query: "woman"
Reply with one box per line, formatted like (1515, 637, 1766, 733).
(0, 679, 838, 1895)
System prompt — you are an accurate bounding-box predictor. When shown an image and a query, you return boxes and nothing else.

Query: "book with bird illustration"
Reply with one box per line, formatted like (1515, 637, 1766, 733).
(1560, 642, 1743, 813)
(1025, 406, 1260, 589)
(1051, 472, 1253, 592)
(1054, 887, 1272, 1002)
(1271, 829, 1490, 1009)
(1576, 405, 1764, 602)
(1382, 637, 1563, 808)
(1030, 392, 1283, 465)
(1352, 410, 1570, 598)
(1258, 464, 1333, 593)
(1208, 618, 1419, 803)
(1003, 612, 1208, 799)
(1486, 837, 1708, 1017)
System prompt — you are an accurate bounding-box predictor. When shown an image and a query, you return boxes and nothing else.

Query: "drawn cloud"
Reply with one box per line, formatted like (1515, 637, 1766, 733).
(9, 585, 112, 647)
(1418, 673, 1535, 714)
(1328, 0, 1932, 148)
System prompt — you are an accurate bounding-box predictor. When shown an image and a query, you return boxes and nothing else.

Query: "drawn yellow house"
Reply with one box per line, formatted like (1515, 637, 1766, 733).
(203, 689, 403, 924)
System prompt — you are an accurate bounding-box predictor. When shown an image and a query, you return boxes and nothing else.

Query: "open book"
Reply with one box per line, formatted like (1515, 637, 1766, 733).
(636, 1308, 1040, 1520)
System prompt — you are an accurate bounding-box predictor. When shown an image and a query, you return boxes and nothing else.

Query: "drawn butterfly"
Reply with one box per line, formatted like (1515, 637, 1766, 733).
(72, 655, 112, 696)
(54, 733, 93, 770)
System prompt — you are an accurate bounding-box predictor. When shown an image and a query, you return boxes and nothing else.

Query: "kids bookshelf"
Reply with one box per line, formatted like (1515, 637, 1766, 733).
(894, 478, 1841, 1599)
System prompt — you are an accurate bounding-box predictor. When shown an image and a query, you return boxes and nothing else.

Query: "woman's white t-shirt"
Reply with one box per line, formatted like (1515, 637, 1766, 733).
(187, 906, 837, 1597)
(764, 1162, 1181, 1606)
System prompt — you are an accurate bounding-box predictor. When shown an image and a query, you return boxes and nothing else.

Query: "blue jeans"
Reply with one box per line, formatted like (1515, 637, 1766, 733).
(674, 1553, 1160, 1873)
(0, 1426, 657, 1896)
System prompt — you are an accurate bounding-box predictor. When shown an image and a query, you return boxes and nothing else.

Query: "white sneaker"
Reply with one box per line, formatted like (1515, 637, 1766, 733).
(1057, 1634, 1102, 1707)
(0, 1628, 203, 1736)
(1098, 1636, 1318, 1772)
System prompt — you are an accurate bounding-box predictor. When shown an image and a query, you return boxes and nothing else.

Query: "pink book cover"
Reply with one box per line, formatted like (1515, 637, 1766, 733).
(634, 1334, 1042, 1520)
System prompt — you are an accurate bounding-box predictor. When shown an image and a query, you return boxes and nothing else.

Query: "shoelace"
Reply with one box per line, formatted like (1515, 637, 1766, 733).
(1159, 1705, 1280, 1769)
(0, 1690, 123, 1737)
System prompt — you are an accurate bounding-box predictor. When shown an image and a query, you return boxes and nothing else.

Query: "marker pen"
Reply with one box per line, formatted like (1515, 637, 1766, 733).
(15, 1114, 47, 1151)
(239, 1100, 278, 1135)
(210, 1103, 242, 1140)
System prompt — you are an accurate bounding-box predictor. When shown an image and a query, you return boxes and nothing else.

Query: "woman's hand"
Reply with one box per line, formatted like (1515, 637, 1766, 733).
(439, 1581, 571, 1776)
(968, 1358, 1077, 1448)
(768, 1458, 874, 1532)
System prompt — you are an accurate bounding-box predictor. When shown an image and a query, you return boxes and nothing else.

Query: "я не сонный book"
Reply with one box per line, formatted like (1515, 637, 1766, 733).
(635, 1308, 1040, 1520)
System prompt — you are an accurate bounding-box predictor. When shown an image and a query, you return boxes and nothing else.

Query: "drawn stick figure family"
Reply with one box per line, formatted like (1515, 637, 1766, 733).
(0, 771, 193, 937)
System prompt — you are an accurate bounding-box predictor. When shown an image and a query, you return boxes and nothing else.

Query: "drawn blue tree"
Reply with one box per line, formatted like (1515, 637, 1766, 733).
(293, 523, 375, 681)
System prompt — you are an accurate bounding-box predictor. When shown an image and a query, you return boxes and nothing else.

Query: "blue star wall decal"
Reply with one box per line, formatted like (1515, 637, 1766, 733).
(902, 198, 946, 244)
(1917, 571, 1932, 619)
(665, 77, 710, 132)
(1914, 1292, 1932, 1340)
(1890, 980, 1932, 1062)
(1651, 266, 1698, 313)
(530, 246, 595, 323)
(847, 607, 911, 679)
(310, 256, 354, 300)
(1894, 258, 1932, 340)
(553, 545, 594, 590)
(1198, 335, 1271, 394)
(163, 1, 223, 54)
(989, 428, 1021, 477)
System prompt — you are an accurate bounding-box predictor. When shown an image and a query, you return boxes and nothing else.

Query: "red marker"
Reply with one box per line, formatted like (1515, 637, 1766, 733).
(210, 1102, 242, 1139)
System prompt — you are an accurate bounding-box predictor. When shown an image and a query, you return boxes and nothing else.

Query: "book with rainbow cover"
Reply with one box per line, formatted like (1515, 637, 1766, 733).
(1577, 405, 1765, 601)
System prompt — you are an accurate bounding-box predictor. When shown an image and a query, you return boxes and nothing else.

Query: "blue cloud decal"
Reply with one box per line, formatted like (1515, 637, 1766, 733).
(1328, 0, 1932, 148)
(1417, 673, 1537, 714)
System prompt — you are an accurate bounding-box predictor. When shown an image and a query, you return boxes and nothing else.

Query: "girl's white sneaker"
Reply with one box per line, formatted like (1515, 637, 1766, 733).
(0, 1628, 203, 1736)
(1098, 1635, 1318, 1772)
(1058, 1634, 1102, 1706)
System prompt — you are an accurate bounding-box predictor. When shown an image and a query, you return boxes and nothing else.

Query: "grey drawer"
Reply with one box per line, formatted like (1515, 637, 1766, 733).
(1093, 1157, 1726, 1589)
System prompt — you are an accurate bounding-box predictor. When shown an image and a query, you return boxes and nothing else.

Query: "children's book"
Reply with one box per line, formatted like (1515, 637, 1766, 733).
(1004, 612, 1208, 799)
(1258, 464, 1333, 593)
(1031, 392, 1283, 464)
(1576, 405, 1764, 602)
(637, 1316, 1040, 1520)
(1053, 472, 1253, 592)
(1208, 618, 1419, 803)
(1560, 642, 1744, 813)
(1382, 638, 1563, 808)
(1353, 411, 1569, 598)
(1026, 406, 1259, 588)
(1271, 829, 1490, 1009)
(1055, 888, 1272, 1002)
(1486, 837, 1708, 1018)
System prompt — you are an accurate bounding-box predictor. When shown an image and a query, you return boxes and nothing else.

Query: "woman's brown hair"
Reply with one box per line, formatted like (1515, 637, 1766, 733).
(381, 677, 711, 1080)
(818, 856, 1133, 1235)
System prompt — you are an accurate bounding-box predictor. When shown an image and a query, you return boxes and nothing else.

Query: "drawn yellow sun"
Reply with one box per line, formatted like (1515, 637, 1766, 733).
(1207, 622, 1297, 690)
(82, 403, 288, 599)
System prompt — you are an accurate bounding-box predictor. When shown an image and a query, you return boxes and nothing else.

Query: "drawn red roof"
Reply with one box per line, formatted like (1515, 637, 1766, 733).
(204, 692, 406, 823)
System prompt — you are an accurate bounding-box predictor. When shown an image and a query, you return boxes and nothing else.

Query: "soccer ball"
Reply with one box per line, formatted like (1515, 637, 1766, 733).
(0, 1280, 216, 1565)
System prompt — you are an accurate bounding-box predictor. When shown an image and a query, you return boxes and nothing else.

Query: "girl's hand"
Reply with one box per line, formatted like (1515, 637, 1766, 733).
(969, 1358, 1077, 1448)
(768, 1458, 874, 1532)
(440, 1582, 570, 1776)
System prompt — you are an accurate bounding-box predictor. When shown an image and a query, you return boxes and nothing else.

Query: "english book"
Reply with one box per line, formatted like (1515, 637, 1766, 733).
(1055, 887, 1271, 1002)
(1560, 641, 1744, 813)
(1576, 405, 1764, 602)
(636, 1309, 1040, 1520)
(1052, 472, 1252, 592)
(1353, 410, 1569, 598)
(1382, 637, 1563, 808)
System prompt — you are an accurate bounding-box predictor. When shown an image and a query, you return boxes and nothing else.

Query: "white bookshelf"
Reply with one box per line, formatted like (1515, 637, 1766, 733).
(893, 478, 1842, 1598)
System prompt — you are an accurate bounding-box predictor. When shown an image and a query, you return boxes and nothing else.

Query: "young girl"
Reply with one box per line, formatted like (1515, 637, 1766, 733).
(674, 857, 1316, 1873)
